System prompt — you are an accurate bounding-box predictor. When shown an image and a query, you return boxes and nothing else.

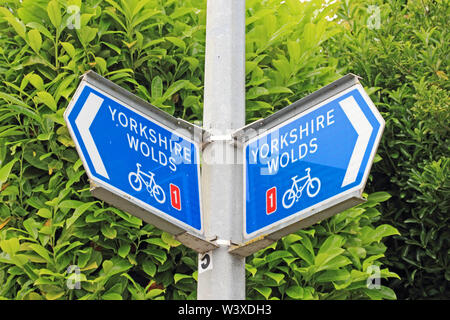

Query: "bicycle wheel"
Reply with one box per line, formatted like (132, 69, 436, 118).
(128, 172, 142, 192)
(152, 185, 166, 204)
(282, 189, 296, 209)
(306, 177, 321, 197)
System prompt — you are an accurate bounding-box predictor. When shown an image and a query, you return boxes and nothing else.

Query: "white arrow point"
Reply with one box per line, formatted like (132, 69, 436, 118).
(75, 93, 109, 179)
(339, 95, 373, 187)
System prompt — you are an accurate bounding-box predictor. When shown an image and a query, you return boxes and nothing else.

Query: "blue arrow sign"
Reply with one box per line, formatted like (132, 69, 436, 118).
(65, 81, 202, 234)
(244, 84, 384, 239)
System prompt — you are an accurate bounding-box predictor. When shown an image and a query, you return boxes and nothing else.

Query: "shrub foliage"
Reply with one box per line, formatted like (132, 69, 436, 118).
(330, 0, 449, 299)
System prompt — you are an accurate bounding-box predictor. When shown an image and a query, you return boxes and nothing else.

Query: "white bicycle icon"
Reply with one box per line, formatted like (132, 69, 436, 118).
(128, 163, 166, 204)
(282, 168, 321, 209)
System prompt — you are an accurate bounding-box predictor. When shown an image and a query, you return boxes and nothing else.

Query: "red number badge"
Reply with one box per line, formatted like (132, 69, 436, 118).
(170, 184, 181, 211)
(266, 187, 277, 215)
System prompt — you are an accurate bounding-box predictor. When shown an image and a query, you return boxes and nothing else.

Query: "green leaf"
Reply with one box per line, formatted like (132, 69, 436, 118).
(66, 201, 97, 228)
(35, 91, 57, 111)
(0, 159, 17, 188)
(36, 208, 52, 219)
(27, 29, 42, 53)
(174, 273, 191, 284)
(44, 288, 65, 300)
(102, 260, 114, 274)
(267, 86, 293, 95)
(254, 287, 271, 299)
(287, 40, 300, 64)
(245, 264, 257, 277)
(316, 254, 351, 272)
(0, 238, 20, 255)
(316, 269, 350, 282)
(78, 26, 98, 47)
(4, 17, 26, 39)
(28, 243, 52, 263)
(26, 22, 53, 40)
(59, 200, 84, 209)
(118, 242, 130, 258)
(102, 292, 123, 300)
(170, 7, 195, 19)
(145, 238, 170, 251)
(265, 272, 285, 284)
(318, 235, 345, 256)
(142, 260, 156, 277)
(247, 87, 269, 100)
(378, 286, 397, 300)
(61, 42, 76, 58)
(145, 289, 164, 299)
(47, 0, 62, 29)
(265, 250, 293, 263)
(109, 208, 142, 227)
(290, 243, 314, 266)
(364, 286, 397, 300)
(165, 37, 186, 50)
(0, 92, 40, 122)
(367, 192, 391, 203)
(95, 57, 107, 74)
(373, 224, 400, 241)
(161, 232, 180, 247)
(285, 285, 304, 299)
(161, 80, 188, 102)
(105, 257, 131, 277)
(23, 218, 39, 239)
(101, 224, 117, 239)
(363, 254, 385, 271)
(25, 73, 45, 91)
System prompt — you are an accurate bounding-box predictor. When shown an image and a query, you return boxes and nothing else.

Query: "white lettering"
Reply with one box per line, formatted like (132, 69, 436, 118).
(260, 143, 270, 159)
(299, 122, 308, 140)
(310, 138, 318, 154)
(327, 109, 335, 125)
(118, 112, 128, 127)
(127, 133, 139, 151)
(129, 117, 138, 134)
(108, 106, 117, 121)
(267, 156, 279, 174)
(280, 152, 289, 168)
(299, 143, 308, 159)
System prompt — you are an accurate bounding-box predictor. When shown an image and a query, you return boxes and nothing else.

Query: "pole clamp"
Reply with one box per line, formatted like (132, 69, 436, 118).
(201, 132, 237, 150)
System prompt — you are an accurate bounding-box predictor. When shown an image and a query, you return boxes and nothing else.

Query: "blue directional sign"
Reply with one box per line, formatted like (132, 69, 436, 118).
(65, 80, 202, 234)
(244, 84, 384, 239)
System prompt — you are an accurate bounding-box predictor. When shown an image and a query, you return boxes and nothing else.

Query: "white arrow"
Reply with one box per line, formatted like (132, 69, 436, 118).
(75, 93, 109, 179)
(339, 95, 373, 187)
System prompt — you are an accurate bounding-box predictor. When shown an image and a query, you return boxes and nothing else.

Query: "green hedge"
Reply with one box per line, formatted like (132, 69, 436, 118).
(0, 0, 400, 300)
(329, 0, 449, 299)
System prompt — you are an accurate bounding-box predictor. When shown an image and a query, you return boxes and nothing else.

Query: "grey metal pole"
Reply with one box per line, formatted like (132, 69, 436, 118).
(197, 0, 246, 300)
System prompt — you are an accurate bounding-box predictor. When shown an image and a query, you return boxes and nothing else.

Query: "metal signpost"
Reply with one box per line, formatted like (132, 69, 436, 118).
(197, 0, 246, 300)
(64, 1, 385, 301)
